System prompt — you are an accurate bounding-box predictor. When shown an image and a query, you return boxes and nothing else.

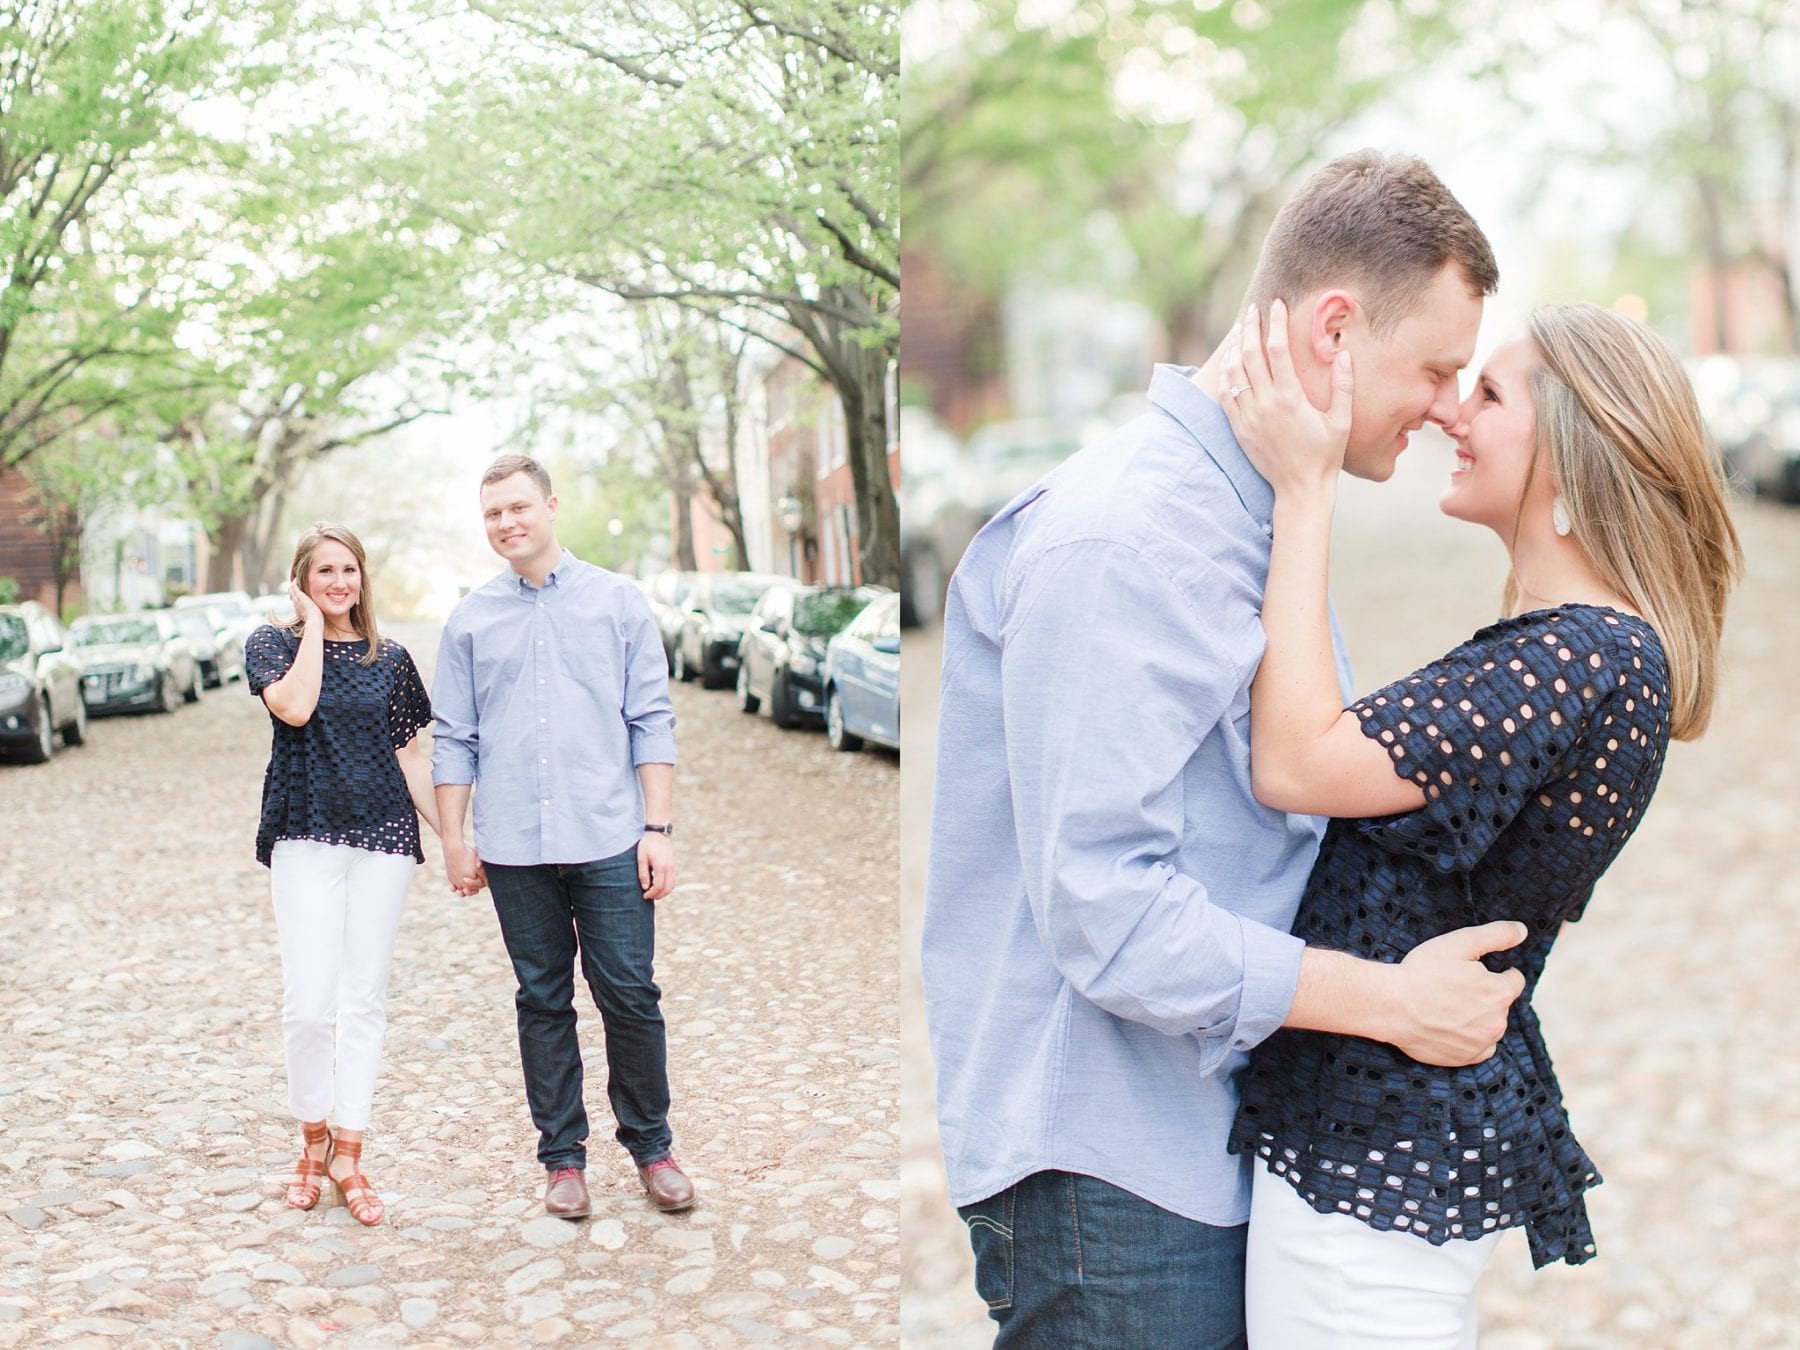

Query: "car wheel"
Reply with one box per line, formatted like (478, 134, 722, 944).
(61, 693, 87, 747)
(156, 672, 179, 714)
(20, 696, 54, 763)
(770, 671, 797, 729)
(673, 643, 692, 683)
(736, 661, 761, 714)
(826, 688, 862, 753)
(184, 668, 203, 704)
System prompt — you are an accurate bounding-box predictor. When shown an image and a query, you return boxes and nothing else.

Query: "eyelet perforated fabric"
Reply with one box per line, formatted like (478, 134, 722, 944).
(246, 624, 434, 868)
(1228, 605, 1670, 1268)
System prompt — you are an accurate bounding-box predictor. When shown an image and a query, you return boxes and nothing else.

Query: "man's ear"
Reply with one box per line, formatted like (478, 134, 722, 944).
(1310, 290, 1358, 364)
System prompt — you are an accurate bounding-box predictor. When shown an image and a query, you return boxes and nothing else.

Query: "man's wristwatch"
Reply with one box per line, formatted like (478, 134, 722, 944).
(643, 823, 674, 838)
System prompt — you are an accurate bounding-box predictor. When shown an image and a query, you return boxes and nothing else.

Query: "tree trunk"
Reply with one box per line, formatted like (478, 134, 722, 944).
(840, 345, 900, 591)
(207, 514, 248, 592)
(670, 458, 698, 571)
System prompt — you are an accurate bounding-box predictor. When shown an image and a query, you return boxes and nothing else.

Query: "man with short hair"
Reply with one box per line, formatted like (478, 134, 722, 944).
(433, 453, 695, 1218)
(922, 151, 1520, 1343)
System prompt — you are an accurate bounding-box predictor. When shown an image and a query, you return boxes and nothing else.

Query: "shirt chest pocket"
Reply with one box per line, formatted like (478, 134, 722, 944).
(558, 636, 624, 701)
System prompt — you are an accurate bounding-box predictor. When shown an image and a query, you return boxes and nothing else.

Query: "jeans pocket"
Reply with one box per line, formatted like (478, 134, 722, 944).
(959, 1189, 1016, 1311)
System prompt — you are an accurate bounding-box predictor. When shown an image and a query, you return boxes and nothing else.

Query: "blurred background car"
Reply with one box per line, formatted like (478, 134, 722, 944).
(70, 612, 202, 715)
(168, 605, 246, 688)
(645, 569, 702, 671)
(899, 417, 1081, 628)
(175, 590, 259, 655)
(823, 591, 900, 753)
(0, 602, 86, 763)
(248, 592, 296, 627)
(736, 582, 887, 728)
(673, 572, 787, 689)
(1691, 355, 1800, 503)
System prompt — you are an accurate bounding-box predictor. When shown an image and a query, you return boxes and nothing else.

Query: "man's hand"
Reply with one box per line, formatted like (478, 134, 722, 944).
(1382, 921, 1530, 1066)
(638, 832, 676, 900)
(443, 838, 487, 898)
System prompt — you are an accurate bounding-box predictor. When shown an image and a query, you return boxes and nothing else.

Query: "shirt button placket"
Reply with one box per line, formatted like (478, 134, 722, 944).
(535, 588, 552, 858)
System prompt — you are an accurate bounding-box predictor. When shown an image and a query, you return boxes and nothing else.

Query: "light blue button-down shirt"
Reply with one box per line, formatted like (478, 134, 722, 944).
(431, 550, 677, 866)
(921, 366, 1354, 1227)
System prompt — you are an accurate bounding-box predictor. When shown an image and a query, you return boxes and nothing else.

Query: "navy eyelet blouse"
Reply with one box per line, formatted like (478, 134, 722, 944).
(1228, 605, 1671, 1268)
(245, 625, 434, 868)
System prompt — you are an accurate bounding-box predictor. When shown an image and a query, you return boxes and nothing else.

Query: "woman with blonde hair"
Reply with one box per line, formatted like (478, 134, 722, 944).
(1216, 301, 1739, 1344)
(246, 523, 445, 1226)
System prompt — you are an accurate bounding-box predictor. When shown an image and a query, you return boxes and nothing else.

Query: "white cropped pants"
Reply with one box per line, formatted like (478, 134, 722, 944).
(269, 840, 414, 1130)
(1246, 1163, 1503, 1349)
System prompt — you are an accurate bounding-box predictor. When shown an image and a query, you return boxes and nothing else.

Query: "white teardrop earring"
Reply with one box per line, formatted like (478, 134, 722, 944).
(1552, 497, 1572, 537)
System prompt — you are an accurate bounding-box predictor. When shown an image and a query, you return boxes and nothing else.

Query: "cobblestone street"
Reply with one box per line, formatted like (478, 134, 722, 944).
(0, 623, 900, 1347)
(901, 442, 1800, 1348)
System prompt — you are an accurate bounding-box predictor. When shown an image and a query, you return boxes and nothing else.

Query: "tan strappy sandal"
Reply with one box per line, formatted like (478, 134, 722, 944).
(329, 1133, 385, 1226)
(286, 1120, 331, 1210)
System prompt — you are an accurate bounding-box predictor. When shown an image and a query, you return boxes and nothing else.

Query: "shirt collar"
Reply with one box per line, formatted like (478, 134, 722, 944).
(514, 548, 576, 595)
(1147, 364, 1275, 537)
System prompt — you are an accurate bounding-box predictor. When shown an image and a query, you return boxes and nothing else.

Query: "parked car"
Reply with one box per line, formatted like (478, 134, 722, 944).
(1691, 354, 1800, 502)
(249, 592, 296, 626)
(673, 572, 787, 689)
(645, 570, 702, 671)
(0, 602, 86, 763)
(168, 605, 246, 688)
(736, 582, 885, 728)
(69, 612, 202, 715)
(175, 589, 259, 654)
(822, 591, 900, 753)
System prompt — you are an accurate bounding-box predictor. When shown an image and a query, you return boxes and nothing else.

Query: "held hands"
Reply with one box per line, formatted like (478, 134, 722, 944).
(443, 838, 488, 899)
(638, 832, 676, 901)
(1385, 921, 1530, 1067)
(288, 576, 323, 629)
(1218, 299, 1353, 496)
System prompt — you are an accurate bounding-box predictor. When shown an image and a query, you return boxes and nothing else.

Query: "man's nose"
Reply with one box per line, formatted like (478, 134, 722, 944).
(1425, 378, 1463, 429)
(1442, 390, 1478, 441)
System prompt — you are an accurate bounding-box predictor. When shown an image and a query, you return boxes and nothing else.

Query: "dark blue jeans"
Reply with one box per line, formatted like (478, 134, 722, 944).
(958, 1171, 1247, 1349)
(487, 847, 672, 1170)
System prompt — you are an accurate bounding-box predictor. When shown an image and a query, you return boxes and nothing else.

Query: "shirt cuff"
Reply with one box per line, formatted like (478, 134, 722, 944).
(430, 748, 477, 788)
(630, 727, 678, 766)
(1229, 917, 1306, 1054)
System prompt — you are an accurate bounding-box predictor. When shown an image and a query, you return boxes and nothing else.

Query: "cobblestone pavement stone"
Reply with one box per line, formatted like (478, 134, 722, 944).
(901, 446, 1800, 1348)
(0, 621, 899, 1347)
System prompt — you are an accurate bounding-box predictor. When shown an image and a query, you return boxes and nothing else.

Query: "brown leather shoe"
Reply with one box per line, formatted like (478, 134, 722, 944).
(544, 1167, 591, 1220)
(637, 1155, 696, 1212)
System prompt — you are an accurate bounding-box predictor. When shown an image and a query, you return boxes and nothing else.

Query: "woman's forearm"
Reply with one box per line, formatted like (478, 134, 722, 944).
(399, 744, 442, 836)
(1250, 488, 1345, 804)
(261, 628, 324, 726)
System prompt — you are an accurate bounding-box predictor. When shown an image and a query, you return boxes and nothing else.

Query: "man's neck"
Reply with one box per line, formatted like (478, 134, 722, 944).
(511, 541, 564, 590)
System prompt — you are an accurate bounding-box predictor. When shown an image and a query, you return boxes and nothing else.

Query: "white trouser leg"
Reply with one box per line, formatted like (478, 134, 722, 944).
(1246, 1163, 1502, 1350)
(330, 847, 415, 1130)
(270, 841, 413, 1129)
(271, 840, 351, 1123)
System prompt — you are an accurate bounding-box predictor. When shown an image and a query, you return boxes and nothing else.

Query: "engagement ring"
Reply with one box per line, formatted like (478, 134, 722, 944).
(1228, 384, 1250, 399)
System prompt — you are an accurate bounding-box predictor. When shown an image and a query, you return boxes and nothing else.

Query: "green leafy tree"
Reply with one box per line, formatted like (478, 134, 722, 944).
(903, 0, 1459, 366)
(0, 0, 287, 476)
(390, 0, 899, 586)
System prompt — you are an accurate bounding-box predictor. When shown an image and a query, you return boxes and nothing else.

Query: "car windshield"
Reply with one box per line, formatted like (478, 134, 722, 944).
(74, 618, 159, 647)
(0, 616, 26, 663)
(710, 581, 767, 615)
(173, 613, 214, 640)
(794, 590, 876, 637)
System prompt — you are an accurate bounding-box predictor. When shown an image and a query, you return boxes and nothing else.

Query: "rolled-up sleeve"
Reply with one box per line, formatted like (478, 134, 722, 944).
(1001, 538, 1303, 1051)
(430, 619, 480, 787)
(621, 597, 677, 766)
